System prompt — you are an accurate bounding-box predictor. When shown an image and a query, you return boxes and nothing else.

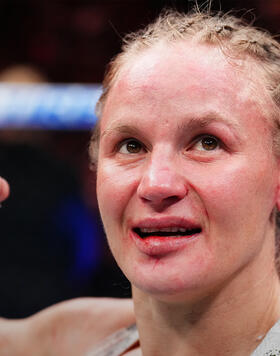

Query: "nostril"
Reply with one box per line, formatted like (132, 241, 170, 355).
(166, 195, 181, 203)
(140, 195, 180, 204)
(140, 194, 184, 212)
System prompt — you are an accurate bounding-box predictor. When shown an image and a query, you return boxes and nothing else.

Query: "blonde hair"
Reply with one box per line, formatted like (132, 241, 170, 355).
(95, 9, 280, 117)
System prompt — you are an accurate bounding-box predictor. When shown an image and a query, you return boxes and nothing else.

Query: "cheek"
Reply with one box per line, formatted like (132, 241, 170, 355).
(191, 159, 277, 232)
(96, 162, 142, 264)
(96, 162, 139, 226)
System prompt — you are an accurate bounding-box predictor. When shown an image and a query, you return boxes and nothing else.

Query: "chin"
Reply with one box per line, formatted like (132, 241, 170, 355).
(131, 278, 213, 304)
(124, 253, 217, 303)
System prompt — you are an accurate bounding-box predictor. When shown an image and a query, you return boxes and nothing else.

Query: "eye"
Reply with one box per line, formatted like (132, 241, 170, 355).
(193, 135, 220, 151)
(118, 139, 145, 154)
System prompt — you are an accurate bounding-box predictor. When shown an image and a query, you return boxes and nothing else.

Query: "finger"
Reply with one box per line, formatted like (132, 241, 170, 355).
(0, 177, 10, 202)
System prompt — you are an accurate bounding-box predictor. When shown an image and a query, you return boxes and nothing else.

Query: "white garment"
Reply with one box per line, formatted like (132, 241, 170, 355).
(251, 319, 280, 355)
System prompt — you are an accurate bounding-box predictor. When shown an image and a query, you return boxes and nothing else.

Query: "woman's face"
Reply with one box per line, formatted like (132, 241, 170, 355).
(96, 42, 280, 301)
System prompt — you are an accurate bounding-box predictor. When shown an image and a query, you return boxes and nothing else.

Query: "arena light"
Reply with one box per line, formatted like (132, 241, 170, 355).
(0, 84, 102, 130)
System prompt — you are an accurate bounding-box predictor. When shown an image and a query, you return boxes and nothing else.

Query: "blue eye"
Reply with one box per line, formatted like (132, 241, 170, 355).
(119, 139, 144, 154)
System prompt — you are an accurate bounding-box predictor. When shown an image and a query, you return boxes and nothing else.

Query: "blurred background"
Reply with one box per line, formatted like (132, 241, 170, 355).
(0, 0, 278, 318)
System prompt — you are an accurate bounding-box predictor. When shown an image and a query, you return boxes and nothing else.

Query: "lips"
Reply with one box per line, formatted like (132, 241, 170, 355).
(130, 217, 202, 256)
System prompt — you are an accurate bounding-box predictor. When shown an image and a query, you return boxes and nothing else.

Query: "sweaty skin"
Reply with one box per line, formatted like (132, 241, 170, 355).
(96, 41, 280, 355)
(97, 41, 279, 301)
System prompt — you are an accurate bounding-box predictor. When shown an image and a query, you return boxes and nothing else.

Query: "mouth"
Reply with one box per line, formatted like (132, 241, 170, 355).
(133, 226, 202, 239)
(130, 219, 203, 256)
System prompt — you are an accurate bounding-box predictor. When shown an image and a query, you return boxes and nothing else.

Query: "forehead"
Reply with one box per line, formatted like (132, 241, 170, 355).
(119, 42, 241, 90)
(101, 41, 271, 131)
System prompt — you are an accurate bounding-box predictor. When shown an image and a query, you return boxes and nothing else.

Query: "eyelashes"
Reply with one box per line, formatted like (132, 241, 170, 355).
(116, 135, 222, 155)
(118, 138, 146, 154)
(192, 135, 221, 151)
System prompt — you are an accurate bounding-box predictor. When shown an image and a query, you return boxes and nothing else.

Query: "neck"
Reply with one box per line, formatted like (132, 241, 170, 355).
(133, 258, 280, 356)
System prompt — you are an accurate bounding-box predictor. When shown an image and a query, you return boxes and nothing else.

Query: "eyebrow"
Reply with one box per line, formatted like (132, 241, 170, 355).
(101, 112, 242, 140)
(177, 113, 242, 133)
(100, 124, 141, 139)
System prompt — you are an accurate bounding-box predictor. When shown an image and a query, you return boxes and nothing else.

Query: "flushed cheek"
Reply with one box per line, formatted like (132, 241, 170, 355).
(97, 162, 141, 227)
(193, 161, 277, 234)
(96, 167, 135, 263)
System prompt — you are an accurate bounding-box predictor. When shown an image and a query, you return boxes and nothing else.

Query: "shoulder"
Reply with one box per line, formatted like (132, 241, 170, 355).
(0, 298, 135, 356)
(31, 297, 135, 355)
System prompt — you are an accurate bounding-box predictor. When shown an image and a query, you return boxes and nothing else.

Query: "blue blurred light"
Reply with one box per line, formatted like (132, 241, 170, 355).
(0, 84, 102, 129)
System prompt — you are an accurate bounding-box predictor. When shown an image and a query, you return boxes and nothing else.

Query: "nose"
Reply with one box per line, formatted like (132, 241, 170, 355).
(137, 151, 188, 209)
